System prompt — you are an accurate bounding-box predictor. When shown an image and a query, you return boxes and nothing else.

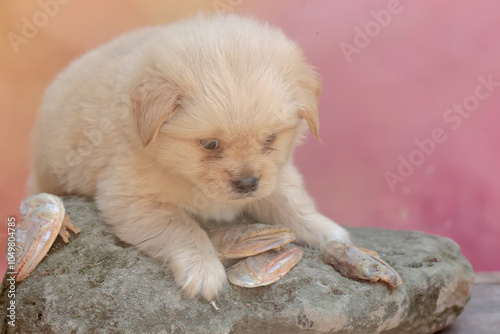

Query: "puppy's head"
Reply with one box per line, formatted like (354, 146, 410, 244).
(130, 15, 320, 204)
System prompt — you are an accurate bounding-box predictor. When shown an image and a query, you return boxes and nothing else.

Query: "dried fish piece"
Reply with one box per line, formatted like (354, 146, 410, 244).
(322, 240, 403, 287)
(15, 193, 80, 282)
(209, 224, 295, 260)
(227, 247, 303, 288)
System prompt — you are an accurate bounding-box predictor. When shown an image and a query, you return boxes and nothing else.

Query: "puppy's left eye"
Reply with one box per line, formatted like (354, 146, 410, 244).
(200, 138, 219, 150)
(265, 133, 277, 144)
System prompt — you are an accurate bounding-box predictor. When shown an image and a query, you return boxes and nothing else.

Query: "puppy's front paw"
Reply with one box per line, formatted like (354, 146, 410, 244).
(172, 253, 227, 300)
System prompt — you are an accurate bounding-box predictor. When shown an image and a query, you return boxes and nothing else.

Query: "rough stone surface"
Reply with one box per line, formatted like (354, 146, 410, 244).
(1, 196, 474, 333)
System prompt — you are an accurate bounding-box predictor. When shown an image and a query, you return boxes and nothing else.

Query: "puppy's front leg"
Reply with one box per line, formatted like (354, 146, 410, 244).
(248, 163, 350, 249)
(96, 194, 226, 300)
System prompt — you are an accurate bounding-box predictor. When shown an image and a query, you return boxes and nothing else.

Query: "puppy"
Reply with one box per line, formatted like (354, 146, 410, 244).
(30, 14, 350, 299)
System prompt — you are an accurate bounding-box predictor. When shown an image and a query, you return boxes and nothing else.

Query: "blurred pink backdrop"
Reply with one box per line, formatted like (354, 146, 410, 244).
(1, 0, 499, 276)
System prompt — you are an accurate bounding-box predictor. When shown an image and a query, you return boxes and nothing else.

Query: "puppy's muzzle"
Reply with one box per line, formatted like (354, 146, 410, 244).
(232, 176, 259, 194)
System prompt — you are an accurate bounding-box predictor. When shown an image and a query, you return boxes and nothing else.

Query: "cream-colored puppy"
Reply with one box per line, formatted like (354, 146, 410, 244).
(30, 14, 350, 299)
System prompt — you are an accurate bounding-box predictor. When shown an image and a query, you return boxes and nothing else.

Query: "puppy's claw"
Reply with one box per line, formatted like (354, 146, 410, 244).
(209, 224, 295, 260)
(227, 246, 303, 288)
(322, 241, 403, 288)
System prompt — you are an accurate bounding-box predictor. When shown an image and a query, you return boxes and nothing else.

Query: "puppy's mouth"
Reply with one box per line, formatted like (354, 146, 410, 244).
(228, 191, 258, 201)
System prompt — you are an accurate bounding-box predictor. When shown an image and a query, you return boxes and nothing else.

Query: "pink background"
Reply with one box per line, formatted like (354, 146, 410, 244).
(1, 0, 499, 275)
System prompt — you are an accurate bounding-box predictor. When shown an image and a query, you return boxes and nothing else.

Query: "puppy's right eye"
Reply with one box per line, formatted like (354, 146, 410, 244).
(265, 133, 277, 144)
(200, 139, 219, 150)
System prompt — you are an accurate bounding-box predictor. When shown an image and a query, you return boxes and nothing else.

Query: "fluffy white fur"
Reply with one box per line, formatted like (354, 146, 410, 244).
(30, 14, 350, 300)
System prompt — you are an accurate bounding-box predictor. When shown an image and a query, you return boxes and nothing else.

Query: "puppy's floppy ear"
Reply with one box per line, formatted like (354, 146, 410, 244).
(295, 64, 321, 140)
(130, 68, 183, 146)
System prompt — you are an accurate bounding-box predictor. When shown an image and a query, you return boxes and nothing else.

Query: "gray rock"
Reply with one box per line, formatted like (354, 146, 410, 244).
(440, 281, 500, 334)
(1, 196, 474, 333)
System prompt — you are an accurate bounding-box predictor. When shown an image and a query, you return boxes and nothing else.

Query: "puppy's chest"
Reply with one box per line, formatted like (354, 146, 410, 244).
(186, 201, 243, 222)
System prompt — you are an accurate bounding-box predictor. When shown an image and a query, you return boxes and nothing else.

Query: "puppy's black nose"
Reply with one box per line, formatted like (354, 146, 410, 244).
(232, 176, 259, 193)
